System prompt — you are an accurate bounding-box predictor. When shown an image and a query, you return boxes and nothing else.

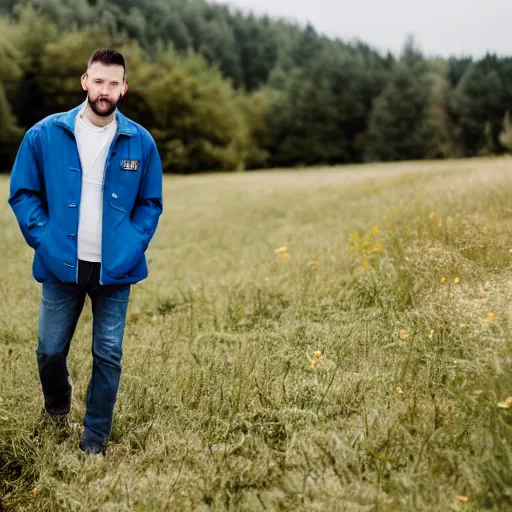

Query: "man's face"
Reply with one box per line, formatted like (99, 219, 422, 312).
(81, 62, 127, 117)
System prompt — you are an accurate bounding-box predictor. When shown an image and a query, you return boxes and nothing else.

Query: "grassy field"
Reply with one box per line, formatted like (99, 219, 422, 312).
(1, 158, 512, 511)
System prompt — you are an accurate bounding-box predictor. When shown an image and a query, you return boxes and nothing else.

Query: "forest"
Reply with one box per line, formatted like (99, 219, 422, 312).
(1, 0, 511, 172)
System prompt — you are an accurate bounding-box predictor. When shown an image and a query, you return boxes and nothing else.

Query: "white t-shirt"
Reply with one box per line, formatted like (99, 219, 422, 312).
(75, 109, 117, 262)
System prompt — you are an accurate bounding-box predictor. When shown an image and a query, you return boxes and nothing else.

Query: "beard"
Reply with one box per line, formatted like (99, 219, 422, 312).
(87, 95, 121, 117)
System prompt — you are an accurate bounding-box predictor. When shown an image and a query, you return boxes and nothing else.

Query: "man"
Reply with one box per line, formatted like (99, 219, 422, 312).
(8, 49, 163, 455)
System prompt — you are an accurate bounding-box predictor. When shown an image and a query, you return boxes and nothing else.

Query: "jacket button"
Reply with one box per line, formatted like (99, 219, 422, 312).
(112, 193, 118, 199)
(67, 203, 77, 208)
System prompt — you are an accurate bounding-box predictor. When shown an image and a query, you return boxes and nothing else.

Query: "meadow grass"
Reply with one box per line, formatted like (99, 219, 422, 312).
(0, 158, 511, 511)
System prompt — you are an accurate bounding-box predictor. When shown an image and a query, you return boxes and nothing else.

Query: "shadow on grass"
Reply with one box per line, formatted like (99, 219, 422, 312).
(0, 410, 79, 510)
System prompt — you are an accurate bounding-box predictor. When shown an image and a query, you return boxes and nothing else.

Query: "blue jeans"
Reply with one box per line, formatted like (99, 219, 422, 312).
(37, 261, 130, 447)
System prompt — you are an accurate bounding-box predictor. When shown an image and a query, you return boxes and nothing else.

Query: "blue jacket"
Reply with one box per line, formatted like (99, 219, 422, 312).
(9, 104, 163, 285)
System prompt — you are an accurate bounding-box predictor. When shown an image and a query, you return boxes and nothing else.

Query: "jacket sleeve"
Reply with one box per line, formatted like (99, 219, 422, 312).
(8, 129, 49, 250)
(131, 138, 163, 249)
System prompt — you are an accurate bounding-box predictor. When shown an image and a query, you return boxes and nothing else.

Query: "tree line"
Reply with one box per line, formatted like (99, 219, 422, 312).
(1, 0, 511, 173)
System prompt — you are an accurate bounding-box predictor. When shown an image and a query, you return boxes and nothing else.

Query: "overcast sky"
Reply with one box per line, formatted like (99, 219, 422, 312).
(213, 0, 511, 58)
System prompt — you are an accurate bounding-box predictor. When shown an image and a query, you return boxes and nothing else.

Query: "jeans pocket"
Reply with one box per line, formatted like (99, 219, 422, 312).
(41, 281, 83, 308)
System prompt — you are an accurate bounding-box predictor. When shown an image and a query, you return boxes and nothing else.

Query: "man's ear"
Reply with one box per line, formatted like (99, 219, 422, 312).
(121, 82, 129, 98)
(81, 73, 88, 92)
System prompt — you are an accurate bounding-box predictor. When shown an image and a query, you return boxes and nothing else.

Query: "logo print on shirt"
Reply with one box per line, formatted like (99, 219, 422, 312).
(120, 159, 140, 171)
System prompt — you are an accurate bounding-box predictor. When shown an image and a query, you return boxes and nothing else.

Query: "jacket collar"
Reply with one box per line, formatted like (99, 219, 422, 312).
(55, 103, 137, 137)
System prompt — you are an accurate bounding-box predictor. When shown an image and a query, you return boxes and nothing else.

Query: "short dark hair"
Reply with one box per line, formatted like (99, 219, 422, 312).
(87, 49, 126, 79)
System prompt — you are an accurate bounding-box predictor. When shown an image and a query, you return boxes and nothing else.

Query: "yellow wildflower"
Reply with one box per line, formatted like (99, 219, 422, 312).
(487, 312, 495, 323)
(429, 212, 437, 220)
(308, 260, 319, 270)
(371, 242, 383, 253)
(399, 329, 408, 340)
(396, 387, 404, 394)
(311, 359, 318, 367)
(314, 351, 322, 358)
(437, 220, 443, 228)
(359, 263, 371, 272)
(454, 277, 460, 284)
(440, 276, 447, 284)
(428, 329, 434, 339)
(457, 496, 469, 504)
(349, 232, 359, 244)
(275, 246, 291, 259)
(31, 489, 37, 495)
(371, 226, 379, 235)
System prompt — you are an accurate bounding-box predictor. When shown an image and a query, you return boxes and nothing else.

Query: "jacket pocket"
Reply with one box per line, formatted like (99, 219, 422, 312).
(35, 223, 66, 280)
(35, 221, 78, 283)
(104, 213, 146, 278)
(35, 220, 51, 250)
